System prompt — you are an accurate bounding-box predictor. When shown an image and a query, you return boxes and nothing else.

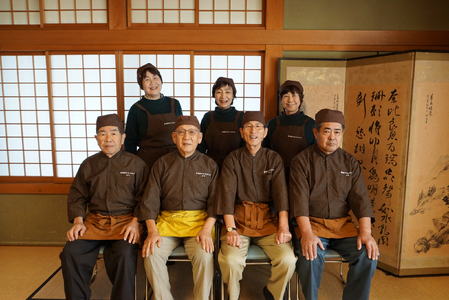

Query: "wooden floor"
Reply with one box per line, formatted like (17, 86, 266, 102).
(1, 245, 448, 300)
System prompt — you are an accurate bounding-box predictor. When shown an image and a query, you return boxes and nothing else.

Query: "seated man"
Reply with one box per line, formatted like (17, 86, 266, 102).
(216, 111, 297, 300)
(289, 108, 379, 300)
(60, 114, 149, 300)
(138, 116, 219, 300)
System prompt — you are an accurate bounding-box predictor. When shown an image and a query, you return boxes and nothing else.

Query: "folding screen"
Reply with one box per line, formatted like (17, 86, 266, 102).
(279, 51, 449, 275)
(344, 53, 414, 275)
(402, 52, 449, 275)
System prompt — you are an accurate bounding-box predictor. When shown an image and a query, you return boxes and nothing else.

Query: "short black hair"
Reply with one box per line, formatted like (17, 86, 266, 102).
(212, 79, 237, 106)
(138, 65, 163, 90)
(279, 85, 304, 102)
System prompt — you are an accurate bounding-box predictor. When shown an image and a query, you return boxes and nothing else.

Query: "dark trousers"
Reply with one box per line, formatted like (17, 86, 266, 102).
(293, 236, 377, 300)
(60, 239, 138, 300)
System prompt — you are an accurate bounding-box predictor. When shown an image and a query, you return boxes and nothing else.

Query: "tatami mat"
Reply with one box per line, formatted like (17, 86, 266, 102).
(1, 246, 448, 300)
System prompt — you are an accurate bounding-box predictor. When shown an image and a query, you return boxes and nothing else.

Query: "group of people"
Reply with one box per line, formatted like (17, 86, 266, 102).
(59, 63, 379, 300)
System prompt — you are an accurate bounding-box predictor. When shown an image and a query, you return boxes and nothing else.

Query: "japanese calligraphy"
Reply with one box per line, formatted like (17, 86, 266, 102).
(351, 87, 403, 249)
(425, 94, 434, 124)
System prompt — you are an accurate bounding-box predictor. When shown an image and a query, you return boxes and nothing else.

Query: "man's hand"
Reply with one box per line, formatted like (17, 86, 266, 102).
(196, 228, 214, 253)
(300, 231, 324, 261)
(358, 217, 379, 260)
(120, 217, 140, 244)
(276, 211, 292, 245)
(223, 215, 241, 248)
(275, 227, 292, 245)
(297, 216, 324, 261)
(142, 219, 161, 257)
(357, 232, 379, 260)
(67, 216, 86, 241)
(142, 230, 162, 257)
(226, 230, 242, 248)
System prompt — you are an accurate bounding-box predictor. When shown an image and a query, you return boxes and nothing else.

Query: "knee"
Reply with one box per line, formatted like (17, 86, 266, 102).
(275, 250, 297, 268)
(191, 249, 213, 265)
(60, 241, 80, 261)
(59, 248, 69, 264)
(117, 243, 137, 259)
(356, 245, 377, 265)
(296, 253, 324, 273)
(359, 251, 378, 270)
(273, 255, 297, 278)
(144, 249, 164, 266)
(106, 242, 137, 268)
(218, 249, 245, 270)
(60, 244, 69, 259)
(286, 249, 298, 265)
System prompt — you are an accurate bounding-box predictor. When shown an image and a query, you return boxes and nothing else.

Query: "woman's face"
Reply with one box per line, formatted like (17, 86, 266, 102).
(281, 91, 301, 115)
(142, 70, 162, 99)
(214, 84, 234, 109)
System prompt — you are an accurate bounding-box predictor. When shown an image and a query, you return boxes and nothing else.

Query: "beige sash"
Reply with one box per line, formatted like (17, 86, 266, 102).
(156, 210, 209, 237)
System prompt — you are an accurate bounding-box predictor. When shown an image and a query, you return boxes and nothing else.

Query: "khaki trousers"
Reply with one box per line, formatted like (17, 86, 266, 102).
(218, 233, 297, 300)
(144, 236, 214, 300)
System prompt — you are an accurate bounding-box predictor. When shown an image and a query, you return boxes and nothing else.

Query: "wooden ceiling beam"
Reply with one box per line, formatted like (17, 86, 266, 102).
(1, 30, 448, 51)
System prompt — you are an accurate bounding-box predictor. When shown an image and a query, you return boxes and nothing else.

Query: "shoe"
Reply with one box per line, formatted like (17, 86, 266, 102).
(263, 286, 288, 300)
(263, 286, 275, 300)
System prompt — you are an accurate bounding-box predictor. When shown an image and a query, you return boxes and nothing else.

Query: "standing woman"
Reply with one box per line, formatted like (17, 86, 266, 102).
(198, 77, 244, 170)
(124, 63, 183, 169)
(263, 80, 316, 179)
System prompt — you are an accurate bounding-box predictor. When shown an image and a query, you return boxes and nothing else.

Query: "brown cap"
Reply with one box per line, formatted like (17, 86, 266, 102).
(315, 109, 345, 127)
(174, 116, 200, 131)
(279, 80, 304, 96)
(137, 63, 163, 89)
(241, 111, 266, 127)
(96, 114, 124, 133)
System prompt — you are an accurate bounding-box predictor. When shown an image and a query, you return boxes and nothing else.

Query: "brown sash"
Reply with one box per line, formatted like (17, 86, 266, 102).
(224, 201, 278, 237)
(294, 215, 359, 239)
(80, 212, 144, 244)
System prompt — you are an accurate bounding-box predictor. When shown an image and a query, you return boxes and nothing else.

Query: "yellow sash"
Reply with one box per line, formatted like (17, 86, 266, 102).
(156, 210, 209, 237)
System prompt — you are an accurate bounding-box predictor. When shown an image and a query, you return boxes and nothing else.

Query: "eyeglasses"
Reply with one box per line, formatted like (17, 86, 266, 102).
(175, 129, 200, 136)
(243, 124, 265, 131)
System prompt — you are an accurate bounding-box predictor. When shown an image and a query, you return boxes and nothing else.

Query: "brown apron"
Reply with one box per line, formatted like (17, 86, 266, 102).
(270, 116, 309, 180)
(222, 201, 278, 237)
(203, 111, 242, 170)
(294, 216, 359, 239)
(135, 99, 177, 170)
(80, 212, 144, 244)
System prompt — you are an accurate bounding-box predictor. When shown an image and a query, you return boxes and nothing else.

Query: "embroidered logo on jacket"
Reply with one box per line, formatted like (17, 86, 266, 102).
(340, 171, 352, 176)
(164, 122, 176, 125)
(287, 135, 302, 139)
(120, 171, 135, 176)
(222, 130, 236, 134)
(196, 172, 211, 177)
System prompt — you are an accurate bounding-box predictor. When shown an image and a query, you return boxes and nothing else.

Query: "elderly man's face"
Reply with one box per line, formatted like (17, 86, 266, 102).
(95, 126, 125, 158)
(239, 121, 268, 148)
(313, 122, 344, 155)
(172, 124, 202, 158)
